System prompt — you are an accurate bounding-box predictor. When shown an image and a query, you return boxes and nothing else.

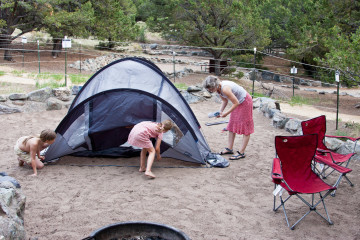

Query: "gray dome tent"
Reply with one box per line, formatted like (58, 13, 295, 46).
(45, 57, 211, 164)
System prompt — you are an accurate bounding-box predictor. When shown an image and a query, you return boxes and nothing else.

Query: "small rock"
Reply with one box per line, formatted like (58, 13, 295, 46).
(8, 93, 27, 100)
(46, 97, 63, 111)
(0, 104, 21, 114)
(187, 86, 202, 92)
(0, 95, 7, 102)
(12, 100, 26, 106)
(304, 88, 317, 92)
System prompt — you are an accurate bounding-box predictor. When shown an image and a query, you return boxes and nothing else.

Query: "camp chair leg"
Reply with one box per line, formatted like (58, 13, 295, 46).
(290, 210, 311, 230)
(273, 188, 334, 229)
(274, 194, 291, 212)
(311, 161, 323, 176)
(316, 192, 333, 225)
(273, 191, 293, 229)
(331, 174, 354, 197)
(344, 175, 354, 186)
(273, 195, 276, 211)
(322, 166, 336, 179)
(279, 195, 292, 229)
(290, 191, 334, 229)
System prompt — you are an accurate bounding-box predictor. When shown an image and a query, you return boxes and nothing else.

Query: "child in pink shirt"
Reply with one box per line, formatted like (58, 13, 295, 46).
(128, 120, 174, 178)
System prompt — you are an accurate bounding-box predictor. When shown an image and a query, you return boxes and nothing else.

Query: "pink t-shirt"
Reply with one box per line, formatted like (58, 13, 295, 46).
(127, 121, 163, 149)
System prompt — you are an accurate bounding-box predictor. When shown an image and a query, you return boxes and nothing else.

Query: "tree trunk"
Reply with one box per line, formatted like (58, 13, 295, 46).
(214, 59, 221, 76)
(213, 51, 223, 76)
(52, 39, 62, 58)
(107, 37, 115, 49)
(0, 37, 13, 61)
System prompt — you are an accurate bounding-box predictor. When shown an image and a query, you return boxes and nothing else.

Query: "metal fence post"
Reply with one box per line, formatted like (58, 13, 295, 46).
(22, 42, 24, 68)
(173, 51, 176, 83)
(79, 42, 82, 73)
(335, 70, 340, 130)
(291, 66, 297, 97)
(252, 48, 256, 98)
(37, 40, 40, 74)
(65, 49, 67, 86)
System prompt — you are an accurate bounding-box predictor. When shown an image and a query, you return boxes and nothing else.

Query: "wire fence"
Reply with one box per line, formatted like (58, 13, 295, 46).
(1, 34, 357, 128)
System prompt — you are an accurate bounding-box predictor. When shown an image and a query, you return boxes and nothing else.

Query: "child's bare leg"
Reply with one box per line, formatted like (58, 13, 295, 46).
(139, 148, 147, 172)
(18, 157, 25, 167)
(35, 158, 44, 169)
(145, 147, 156, 178)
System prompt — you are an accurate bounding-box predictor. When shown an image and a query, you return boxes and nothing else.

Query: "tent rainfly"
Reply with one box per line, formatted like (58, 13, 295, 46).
(45, 57, 212, 164)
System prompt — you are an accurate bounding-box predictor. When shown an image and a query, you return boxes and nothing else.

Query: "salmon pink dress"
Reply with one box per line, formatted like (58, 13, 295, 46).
(127, 121, 163, 149)
(219, 81, 254, 135)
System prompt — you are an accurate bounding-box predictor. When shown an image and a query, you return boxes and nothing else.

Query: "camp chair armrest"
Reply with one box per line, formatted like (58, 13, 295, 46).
(316, 148, 330, 154)
(272, 158, 283, 183)
(316, 148, 339, 163)
(314, 155, 352, 174)
(325, 135, 360, 142)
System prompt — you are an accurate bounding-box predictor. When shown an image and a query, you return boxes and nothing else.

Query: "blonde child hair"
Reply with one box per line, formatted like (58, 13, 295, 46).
(162, 119, 174, 131)
(157, 119, 174, 132)
(23, 129, 56, 145)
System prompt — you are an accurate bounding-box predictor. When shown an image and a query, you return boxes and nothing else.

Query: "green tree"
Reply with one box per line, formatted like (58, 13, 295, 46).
(147, 0, 270, 75)
(319, 27, 360, 85)
(262, 0, 360, 82)
(90, 0, 139, 49)
(0, 0, 52, 60)
(43, 1, 94, 58)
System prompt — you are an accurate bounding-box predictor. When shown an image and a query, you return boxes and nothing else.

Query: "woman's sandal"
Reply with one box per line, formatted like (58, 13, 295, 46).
(219, 147, 233, 155)
(230, 151, 246, 160)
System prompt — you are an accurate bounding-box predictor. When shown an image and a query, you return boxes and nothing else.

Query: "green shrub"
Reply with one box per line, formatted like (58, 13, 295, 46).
(235, 71, 244, 79)
(11, 70, 25, 77)
(69, 74, 91, 84)
(174, 82, 188, 90)
(252, 92, 266, 98)
(36, 72, 63, 81)
(138, 26, 147, 43)
(289, 96, 312, 106)
(36, 80, 65, 89)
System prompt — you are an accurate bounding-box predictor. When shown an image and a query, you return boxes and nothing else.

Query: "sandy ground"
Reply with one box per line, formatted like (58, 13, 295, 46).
(280, 103, 360, 123)
(0, 99, 359, 240)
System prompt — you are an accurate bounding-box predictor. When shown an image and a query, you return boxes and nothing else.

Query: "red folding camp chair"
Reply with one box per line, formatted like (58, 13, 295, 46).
(272, 134, 336, 230)
(301, 115, 358, 196)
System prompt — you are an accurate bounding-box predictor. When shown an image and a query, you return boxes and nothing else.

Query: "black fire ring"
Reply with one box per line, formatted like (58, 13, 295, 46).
(83, 221, 191, 240)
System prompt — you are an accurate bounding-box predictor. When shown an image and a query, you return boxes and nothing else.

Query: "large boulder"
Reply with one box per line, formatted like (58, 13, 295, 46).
(324, 137, 344, 151)
(181, 91, 204, 104)
(0, 173, 26, 240)
(52, 87, 71, 101)
(46, 97, 63, 111)
(8, 93, 27, 101)
(253, 97, 275, 109)
(27, 87, 52, 102)
(272, 112, 289, 129)
(285, 118, 302, 135)
(0, 95, 7, 102)
(0, 105, 21, 115)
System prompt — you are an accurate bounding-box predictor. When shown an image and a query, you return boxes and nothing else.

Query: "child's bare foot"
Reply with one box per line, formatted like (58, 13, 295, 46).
(139, 167, 146, 172)
(145, 171, 156, 179)
(18, 159, 24, 167)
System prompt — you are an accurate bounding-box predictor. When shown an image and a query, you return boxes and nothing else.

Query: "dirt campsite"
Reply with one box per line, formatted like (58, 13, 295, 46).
(0, 48, 360, 239)
(0, 83, 359, 239)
